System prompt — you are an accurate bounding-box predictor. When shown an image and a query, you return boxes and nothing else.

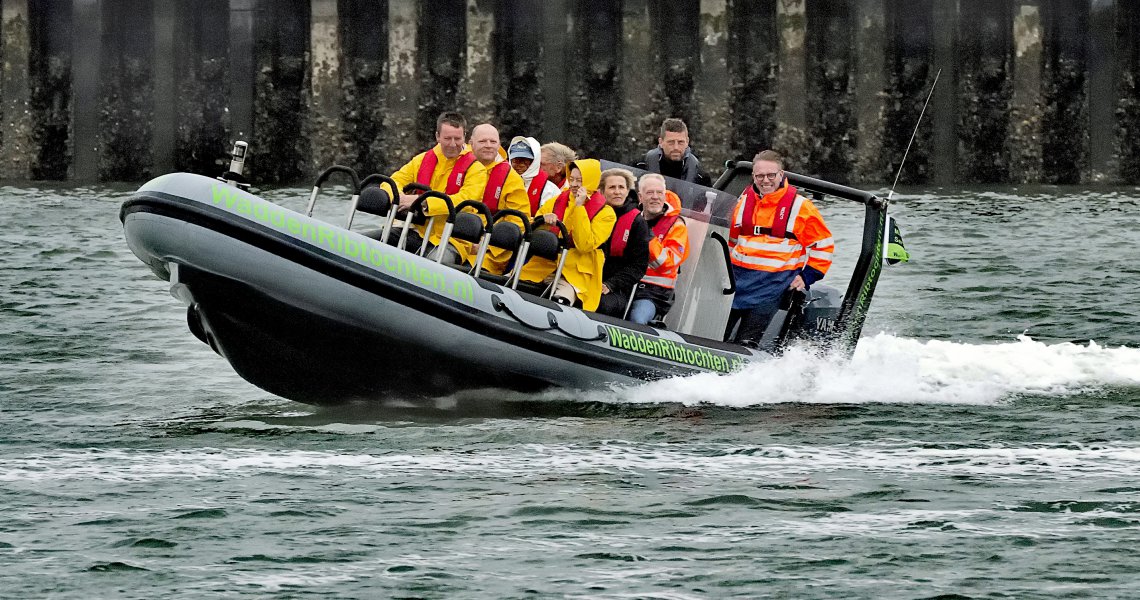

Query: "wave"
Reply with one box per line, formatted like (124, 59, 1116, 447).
(588, 334, 1140, 408)
(6, 441, 1140, 483)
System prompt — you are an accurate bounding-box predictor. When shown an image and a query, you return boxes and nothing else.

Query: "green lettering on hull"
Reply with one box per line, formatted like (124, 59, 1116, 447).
(209, 184, 474, 304)
(604, 326, 743, 374)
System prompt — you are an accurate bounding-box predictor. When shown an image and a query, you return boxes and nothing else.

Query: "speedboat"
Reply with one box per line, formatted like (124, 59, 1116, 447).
(120, 143, 906, 406)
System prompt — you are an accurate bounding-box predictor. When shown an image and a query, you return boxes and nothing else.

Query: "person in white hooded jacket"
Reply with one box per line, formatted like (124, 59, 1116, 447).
(507, 135, 561, 216)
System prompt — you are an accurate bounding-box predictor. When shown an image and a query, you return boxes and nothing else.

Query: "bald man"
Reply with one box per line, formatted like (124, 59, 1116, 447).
(468, 124, 533, 275)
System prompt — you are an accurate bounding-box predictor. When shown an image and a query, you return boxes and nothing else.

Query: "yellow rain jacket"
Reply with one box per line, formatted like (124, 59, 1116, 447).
(519, 159, 616, 311)
(390, 144, 489, 262)
(474, 159, 533, 276)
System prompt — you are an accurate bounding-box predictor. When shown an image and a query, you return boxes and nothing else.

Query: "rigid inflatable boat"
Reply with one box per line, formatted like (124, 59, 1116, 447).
(120, 148, 905, 406)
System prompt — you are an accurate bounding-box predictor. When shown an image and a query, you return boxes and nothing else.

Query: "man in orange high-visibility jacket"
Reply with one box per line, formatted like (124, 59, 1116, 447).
(388, 111, 489, 265)
(627, 173, 689, 325)
(725, 150, 834, 347)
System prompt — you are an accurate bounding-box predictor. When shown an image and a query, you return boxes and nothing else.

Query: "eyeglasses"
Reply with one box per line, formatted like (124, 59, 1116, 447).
(753, 172, 782, 181)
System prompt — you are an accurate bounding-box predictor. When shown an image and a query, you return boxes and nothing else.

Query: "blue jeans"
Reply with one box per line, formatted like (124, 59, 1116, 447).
(628, 298, 658, 325)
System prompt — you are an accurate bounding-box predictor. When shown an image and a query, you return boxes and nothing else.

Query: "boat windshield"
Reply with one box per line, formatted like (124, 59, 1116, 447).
(597, 160, 744, 339)
(599, 160, 739, 227)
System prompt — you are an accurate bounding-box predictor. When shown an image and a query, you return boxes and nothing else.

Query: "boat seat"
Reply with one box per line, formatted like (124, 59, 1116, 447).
(488, 220, 523, 254)
(468, 220, 524, 281)
(526, 229, 561, 262)
(434, 211, 490, 273)
(466, 217, 526, 284)
(355, 185, 392, 217)
(451, 211, 486, 245)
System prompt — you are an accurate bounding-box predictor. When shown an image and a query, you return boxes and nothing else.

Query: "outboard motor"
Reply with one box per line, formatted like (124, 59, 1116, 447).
(759, 284, 843, 351)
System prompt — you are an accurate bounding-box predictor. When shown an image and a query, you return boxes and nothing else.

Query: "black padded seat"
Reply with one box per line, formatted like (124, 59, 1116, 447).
(488, 220, 523, 254)
(527, 229, 561, 261)
(451, 211, 486, 244)
(356, 185, 392, 217)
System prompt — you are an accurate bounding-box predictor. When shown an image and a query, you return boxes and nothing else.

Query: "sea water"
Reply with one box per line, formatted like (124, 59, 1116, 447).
(2, 183, 1140, 599)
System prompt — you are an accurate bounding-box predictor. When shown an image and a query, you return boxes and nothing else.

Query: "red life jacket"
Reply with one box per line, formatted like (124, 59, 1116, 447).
(526, 170, 549, 215)
(552, 189, 606, 221)
(416, 149, 477, 195)
(482, 161, 513, 211)
(607, 208, 641, 257)
(650, 213, 680, 242)
(740, 184, 799, 239)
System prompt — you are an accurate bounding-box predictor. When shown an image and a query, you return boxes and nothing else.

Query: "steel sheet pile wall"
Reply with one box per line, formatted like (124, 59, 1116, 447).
(1, 0, 1138, 184)
(340, 0, 388, 176)
(1115, 0, 1140, 182)
(491, 0, 543, 147)
(26, 0, 69, 179)
(726, 0, 779, 165)
(878, 0, 935, 184)
(252, 0, 307, 183)
(1041, 0, 1089, 184)
(99, 0, 154, 181)
(805, 0, 854, 183)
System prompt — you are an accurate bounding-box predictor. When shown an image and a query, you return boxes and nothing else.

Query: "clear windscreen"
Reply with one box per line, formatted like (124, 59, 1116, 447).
(599, 161, 741, 339)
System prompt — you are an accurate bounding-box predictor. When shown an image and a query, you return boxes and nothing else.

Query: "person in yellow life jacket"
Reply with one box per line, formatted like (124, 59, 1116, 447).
(518, 158, 616, 310)
(595, 169, 651, 318)
(725, 149, 834, 347)
(467, 124, 532, 275)
(387, 111, 489, 265)
(627, 173, 690, 325)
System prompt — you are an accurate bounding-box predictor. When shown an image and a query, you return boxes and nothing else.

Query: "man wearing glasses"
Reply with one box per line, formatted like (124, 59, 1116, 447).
(724, 150, 835, 347)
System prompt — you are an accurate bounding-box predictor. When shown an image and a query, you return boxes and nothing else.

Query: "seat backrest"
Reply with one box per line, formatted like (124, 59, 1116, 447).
(488, 221, 523, 252)
(527, 229, 561, 261)
(450, 211, 486, 244)
(356, 185, 392, 217)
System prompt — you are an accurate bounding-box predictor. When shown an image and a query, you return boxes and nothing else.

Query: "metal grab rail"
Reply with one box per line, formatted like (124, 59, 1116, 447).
(305, 165, 361, 217)
(401, 191, 456, 262)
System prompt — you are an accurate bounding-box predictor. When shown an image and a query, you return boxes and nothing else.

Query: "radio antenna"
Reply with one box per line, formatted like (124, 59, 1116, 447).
(888, 68, 941, 201)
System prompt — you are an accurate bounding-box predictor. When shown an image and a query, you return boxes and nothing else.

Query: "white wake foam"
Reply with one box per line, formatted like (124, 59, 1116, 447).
(6, 442, 1140, 483)
(594, 334, 1140, 407)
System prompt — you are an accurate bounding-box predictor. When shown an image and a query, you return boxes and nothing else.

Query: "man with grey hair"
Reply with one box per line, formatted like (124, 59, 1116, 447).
(540, 142, 577, 190)
(626, 172, 690, 325)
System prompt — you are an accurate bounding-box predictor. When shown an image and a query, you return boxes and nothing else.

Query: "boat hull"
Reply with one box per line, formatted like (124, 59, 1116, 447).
(122, 174, 758, 406)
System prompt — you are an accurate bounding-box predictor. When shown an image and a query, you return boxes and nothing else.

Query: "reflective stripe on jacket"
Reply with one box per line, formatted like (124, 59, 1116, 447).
(640, 193, 688, 289)
(728, 182, 833, 278)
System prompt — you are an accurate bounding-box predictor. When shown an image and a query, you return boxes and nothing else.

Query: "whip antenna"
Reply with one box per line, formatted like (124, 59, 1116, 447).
(889, 68, 941, 201)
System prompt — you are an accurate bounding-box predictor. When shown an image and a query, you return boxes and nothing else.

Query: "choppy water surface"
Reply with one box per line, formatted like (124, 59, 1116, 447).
(3, 183, 1140, 599)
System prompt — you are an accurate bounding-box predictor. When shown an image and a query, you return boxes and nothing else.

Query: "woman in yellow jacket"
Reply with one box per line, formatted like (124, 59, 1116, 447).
(519, 159, 616, 311)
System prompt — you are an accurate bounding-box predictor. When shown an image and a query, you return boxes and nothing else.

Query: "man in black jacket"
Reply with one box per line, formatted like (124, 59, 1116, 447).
(595, 168, 651, 318)
(640, 118, 711, 186)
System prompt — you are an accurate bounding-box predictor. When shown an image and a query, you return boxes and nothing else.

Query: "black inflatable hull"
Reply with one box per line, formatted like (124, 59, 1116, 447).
(122, 174, 760, 406)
